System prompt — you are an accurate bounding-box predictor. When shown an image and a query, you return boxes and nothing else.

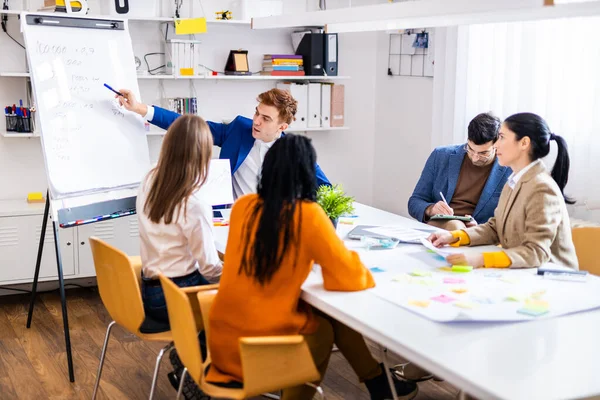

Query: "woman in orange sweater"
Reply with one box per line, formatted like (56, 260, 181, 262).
(207, 134, 418, 400)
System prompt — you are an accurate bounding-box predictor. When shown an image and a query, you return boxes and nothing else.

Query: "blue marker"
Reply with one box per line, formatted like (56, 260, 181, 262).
(103, 83, 123, 97)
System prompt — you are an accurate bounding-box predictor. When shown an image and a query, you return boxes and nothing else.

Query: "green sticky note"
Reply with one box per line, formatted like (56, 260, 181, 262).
(410, 270, 432, 277)
(517, 307, 549, 317)
(506, 294, 525, 302)
(451, 265, 473, 273)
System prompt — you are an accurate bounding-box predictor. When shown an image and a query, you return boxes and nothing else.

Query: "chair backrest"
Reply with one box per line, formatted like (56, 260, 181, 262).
(89, 237, 145, 333)
(572, 227, 600, 275)
(196, 290, 218, 348)
(159, 273, 205, 382)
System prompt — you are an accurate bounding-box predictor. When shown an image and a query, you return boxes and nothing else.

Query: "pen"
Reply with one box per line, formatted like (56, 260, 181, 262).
(103, 83, 124, 97)
(440, 192, 448, 205)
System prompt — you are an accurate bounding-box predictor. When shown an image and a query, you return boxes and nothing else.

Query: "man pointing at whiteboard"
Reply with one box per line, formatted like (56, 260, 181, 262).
(117, 88, 331, 201)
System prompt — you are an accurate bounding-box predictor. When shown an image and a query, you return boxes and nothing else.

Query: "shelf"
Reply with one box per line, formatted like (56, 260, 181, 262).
(0, 72, 30, 78)
(0, 199, 46, 218)
(286, 127, 349, 132)
(143, 126, 349, 136)
(0, 9, 250, 25)
(1, 131, 39, 138)
(138, 74, 350, 81)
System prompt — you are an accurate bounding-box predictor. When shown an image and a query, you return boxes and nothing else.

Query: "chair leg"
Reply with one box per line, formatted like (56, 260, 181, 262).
(380, 347, 399, 400)
(305, 383, 325, 399)
(176, 368, 188, 400)
(457, 390, 467, 400)
(149, 342, 174, 400)
(92, 321, 117, 400)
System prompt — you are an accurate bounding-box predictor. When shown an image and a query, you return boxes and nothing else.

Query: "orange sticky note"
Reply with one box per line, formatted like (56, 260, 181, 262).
(451, 287, 468, 294)
(408, 300, 430, 308)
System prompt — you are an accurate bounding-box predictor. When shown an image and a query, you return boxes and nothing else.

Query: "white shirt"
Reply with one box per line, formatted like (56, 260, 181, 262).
(137, 172, 222, 282)
(507, 161, 538, 189)
(232, 137, 277, 199)
(144, 105, 279, 199)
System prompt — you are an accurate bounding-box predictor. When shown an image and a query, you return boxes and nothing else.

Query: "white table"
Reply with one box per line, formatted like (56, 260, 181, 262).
(214, 203, 600, 400)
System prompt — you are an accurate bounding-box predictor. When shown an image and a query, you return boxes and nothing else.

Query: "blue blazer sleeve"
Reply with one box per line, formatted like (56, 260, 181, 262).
(149, 106, 180, 130)
(316, 164, 331, 187)
(408, 150, 438, 222)
(150, 106, 229, 147)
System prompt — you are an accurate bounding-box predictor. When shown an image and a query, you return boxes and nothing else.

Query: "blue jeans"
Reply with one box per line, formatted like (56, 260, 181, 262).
(141, 270, 210, 324)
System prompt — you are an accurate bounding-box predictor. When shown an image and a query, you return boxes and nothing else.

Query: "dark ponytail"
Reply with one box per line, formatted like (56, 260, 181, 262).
(504, 113, 574, 204)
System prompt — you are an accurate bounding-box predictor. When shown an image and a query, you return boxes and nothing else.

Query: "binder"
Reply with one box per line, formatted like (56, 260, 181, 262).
(331, 84, 345, 127)
(321, 83, 332, 128)
(296, 33, 325, 76)
(307, 83, 321, 128)
(324, 33, 338, 76)
(277, 82, 308, 129)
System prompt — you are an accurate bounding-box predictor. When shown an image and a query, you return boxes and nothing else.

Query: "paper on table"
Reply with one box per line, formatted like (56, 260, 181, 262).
(196, 159, 234, 206)
(365, 226, 429, 243)
(420, 237, 463, 257)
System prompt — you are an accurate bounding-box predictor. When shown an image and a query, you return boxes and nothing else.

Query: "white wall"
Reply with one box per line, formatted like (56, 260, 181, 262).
(372, 31, 434, 217)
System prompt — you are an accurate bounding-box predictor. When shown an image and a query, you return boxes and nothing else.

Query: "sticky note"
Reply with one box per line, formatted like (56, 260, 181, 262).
(451, 288, 468, 294)
(431, 294, 456, 303)
(484, 272, 502, 278)
(471, 296, 494, 304)
(506, 294, 525, 302)
(500, 277, 519, 284)
(27, 192, 45, 203)
(438, 266, 453, 272)
(392, 274, 411, 283)
(451, 265, 473, 273)
(175, 17, 207, 34)
(414, 279, 436, 286)
(410, 270, 432, 277)
(525, 299, 549, 309)
(370, 267, 386, 273)
(454, 301, 476, 309)
(443, 277, 465, 284)
(517, 307, 549, 317)
(408, 300, 430, 308)
(531, 290, 547, 299)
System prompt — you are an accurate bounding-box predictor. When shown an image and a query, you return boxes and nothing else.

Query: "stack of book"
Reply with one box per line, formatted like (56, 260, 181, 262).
(261, 54, 305, 76)
(167, 97, 197, 115)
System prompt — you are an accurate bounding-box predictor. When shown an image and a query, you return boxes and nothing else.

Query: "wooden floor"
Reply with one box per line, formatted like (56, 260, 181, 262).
(0, 288, 460, 399)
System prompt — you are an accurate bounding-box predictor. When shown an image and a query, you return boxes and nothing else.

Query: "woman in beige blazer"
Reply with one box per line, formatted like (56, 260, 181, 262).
(428, 113, 578, 269)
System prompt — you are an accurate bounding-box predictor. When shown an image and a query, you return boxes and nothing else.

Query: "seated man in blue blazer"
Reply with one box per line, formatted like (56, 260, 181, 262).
(117, 88, 331, 201)
(408, 112, 511, 230)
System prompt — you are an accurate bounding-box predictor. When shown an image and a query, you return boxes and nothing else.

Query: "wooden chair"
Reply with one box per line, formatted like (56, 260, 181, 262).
(158, 273, 324, 399)
(89, 237, 172, 399)
(572, 227, 600, 275)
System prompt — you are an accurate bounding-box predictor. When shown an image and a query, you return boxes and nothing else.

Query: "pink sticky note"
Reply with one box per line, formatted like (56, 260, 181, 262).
(431, 294, 456, 303)
(443, 277, 465, 284)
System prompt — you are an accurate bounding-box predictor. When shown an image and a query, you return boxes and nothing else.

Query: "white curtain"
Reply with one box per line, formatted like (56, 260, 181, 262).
(451, 17, 600, 220)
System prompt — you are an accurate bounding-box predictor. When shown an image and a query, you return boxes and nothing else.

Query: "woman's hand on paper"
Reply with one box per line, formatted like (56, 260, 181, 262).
(116, 88, 148, 116)
(427, 231, 456, 247)
(446, 253, 484, 268)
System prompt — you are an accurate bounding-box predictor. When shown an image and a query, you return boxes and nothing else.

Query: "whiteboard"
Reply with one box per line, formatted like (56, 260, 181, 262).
(22, 14, 150, 199)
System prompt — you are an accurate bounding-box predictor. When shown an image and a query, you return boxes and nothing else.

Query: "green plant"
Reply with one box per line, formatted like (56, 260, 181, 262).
(316, 184, 355, 221)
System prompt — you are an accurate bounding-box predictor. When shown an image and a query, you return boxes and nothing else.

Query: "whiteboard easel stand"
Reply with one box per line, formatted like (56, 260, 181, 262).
(21, 12, 142, 384)
(26, 190, 75, 382)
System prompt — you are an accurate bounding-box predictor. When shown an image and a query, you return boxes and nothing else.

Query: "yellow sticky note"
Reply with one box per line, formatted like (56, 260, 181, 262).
(27, 192, 45, 203)
(410, 270, 432, 277)
(451, 287, 468, 294)
(175, 17, 207, 35)
(408, 300, 430, 308)
(454, 301, 476, 309)
(525, 299, 549, 309)
(438, 266, 453, 272)
(531, 290, 547, 299)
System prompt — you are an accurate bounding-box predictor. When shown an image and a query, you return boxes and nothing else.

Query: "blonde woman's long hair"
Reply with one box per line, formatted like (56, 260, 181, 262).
(144, 115, 213, 224)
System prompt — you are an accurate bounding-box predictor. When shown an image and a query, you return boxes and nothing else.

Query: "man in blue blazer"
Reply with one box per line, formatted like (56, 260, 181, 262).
(409, 113, 511, 229)
(117, 88, 331, 200)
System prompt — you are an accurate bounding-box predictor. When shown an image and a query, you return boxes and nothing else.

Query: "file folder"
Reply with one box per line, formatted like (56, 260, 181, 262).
(324, 33, 338, 76)
(321, 83, 332, 128)
(307, 83, 321, 128)
(277, 82, 308, 130)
